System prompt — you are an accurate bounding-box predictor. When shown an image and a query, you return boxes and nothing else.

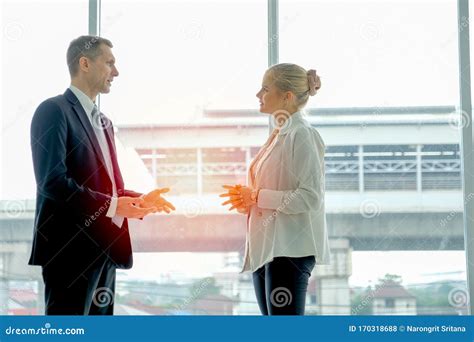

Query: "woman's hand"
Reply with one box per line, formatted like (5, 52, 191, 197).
(219, 184, 257, 211)
(236, 206, 250, 215)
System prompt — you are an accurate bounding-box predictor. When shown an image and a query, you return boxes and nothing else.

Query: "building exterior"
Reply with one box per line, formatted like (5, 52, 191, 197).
(371, 280, 417, 315)
(116, 106, 461, 197)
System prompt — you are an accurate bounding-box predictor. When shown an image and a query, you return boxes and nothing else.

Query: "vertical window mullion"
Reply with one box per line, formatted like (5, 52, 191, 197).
(458, 0, 473, 315)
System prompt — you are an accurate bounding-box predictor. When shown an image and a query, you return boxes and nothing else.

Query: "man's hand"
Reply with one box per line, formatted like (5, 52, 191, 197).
(116, 196, 156, 219)
(141, 188, 176, 214)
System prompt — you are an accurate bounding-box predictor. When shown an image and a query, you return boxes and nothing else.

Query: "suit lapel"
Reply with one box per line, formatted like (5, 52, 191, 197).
(65, 89, 109, 178)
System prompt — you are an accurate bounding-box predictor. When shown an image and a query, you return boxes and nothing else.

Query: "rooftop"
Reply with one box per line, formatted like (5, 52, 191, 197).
(372, 280, 416, 299)
(117, 106, 458, 129)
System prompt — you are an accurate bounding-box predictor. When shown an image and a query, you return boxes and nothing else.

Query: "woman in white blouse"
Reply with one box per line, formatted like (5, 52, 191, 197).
(220, 63, 330, 315)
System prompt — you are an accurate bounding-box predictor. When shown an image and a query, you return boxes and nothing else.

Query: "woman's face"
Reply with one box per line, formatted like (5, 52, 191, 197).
(256, 72, 287, 114)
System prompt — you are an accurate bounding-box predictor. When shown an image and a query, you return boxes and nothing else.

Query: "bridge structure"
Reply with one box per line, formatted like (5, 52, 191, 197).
(0, 105, 466, 314)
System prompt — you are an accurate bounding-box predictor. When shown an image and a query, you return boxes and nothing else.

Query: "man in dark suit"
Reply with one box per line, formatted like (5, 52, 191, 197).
(29, 35, 175, 315)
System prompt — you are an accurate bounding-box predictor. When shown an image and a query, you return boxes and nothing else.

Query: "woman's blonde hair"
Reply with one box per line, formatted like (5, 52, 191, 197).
(266, 63, 317, 110)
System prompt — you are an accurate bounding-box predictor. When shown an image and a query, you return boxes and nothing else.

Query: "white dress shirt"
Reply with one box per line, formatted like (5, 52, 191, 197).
(69, 85, 124, 228)
(241, 111, 331, 272)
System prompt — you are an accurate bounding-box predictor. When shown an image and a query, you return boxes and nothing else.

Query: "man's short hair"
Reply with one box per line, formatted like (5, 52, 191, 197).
(67, 35, 113, 77)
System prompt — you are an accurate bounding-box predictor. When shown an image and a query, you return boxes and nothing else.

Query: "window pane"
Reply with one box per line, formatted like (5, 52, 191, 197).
(1, 0, 88, 314)
(101, 0, 267, 314)
(280, 0, 466, 315)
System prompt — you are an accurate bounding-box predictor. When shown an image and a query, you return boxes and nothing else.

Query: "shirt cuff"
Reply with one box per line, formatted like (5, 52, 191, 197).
(112, 215, 125, 228)
(106, 196, 118, 217)
(257, 189, 285, 210)
(106, 197, 125, 228)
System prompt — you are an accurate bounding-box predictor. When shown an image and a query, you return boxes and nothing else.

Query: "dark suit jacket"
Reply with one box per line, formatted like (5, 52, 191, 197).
(29, 88, 140, 270)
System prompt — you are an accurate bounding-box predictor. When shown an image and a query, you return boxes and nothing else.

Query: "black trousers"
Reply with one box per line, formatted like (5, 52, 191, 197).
(252, 255, 315, 315)
(42, 257, 116, 315)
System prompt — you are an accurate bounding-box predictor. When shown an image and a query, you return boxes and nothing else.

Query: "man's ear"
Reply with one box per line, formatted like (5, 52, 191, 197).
(78, 56, 90, 73)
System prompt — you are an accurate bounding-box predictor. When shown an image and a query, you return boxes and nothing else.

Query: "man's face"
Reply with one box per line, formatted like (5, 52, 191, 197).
(88, 44, 119, 95)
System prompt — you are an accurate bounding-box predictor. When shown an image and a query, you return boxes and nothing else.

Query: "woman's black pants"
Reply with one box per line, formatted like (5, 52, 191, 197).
(252, 255, 316, 315)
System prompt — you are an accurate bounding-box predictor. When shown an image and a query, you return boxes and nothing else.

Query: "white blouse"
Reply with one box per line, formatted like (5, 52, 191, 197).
(241, 111, 331, 273)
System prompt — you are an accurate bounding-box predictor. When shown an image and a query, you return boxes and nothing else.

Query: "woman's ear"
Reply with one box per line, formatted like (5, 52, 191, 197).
(285, 91, 295, 102)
